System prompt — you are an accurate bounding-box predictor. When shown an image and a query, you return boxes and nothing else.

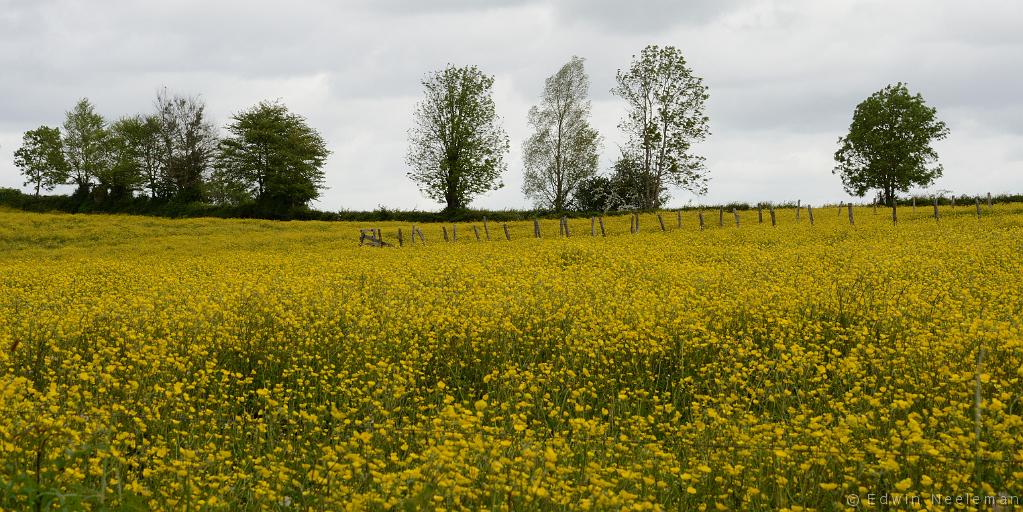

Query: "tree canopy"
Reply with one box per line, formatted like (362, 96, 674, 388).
(834, 82, 949, 205)
(14, 126, 68, 196)
(215, 101, 330, 215)
(407, 65, 509, 211)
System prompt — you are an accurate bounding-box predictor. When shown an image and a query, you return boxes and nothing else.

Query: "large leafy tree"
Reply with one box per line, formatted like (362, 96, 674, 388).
(215, 101, 330, 213)
(109, 115, 165, 200)
(612, 45, 710, 209)
(834, 83, 949, 205)
(407, 64, 509, 211)
(522, 56, 601, 212)
(62, 98, 109, 197)
(104, 116, 159, 201)
(14, 126, 68, 196)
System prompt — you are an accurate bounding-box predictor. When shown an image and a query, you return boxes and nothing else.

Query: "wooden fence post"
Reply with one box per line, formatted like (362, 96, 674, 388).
(533, 218, 541, 238)
(599, 216, 606, 237)
(632, 213, 640, 234)
(483, 217, 490, 240)
(410, 225, 416, 244)
(951, 195, 956, 208)
(718, 208, 724, 227)
(376, 229, 382, 247)
(677, 210, 682, 228)
(733, 208, 740, 227)
(398, 228, 404, 247)
(848, 203, 854, 225)
(769, 207, 776, 227)
(987, 192, 992, 209)
(758, 204, 763, 224)
(976, 197, 981, 218)
(933, 197, 939, 221)
(796, 200, 801, 222)
(657, 213, 666, 231)
(453, 225, 457, 241)
(590, 217, 596, 236)
(563, 216, 570, 237)
(891, 202, 897, 224)
(503, 223, 511, 241)
(473, 225, 480, 241)
(443, 226, 449, 242)
(808, 205, 814, 225)
(417, 228, 426, 243)
(699, 211, 705, 230)
(558, 217, 565, 236)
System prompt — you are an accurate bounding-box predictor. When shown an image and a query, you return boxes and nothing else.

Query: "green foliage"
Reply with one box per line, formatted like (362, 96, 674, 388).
(215, 101, 330, 216)
(62, 98, 109, 197)
(834, 83, 949, 205)
(612, 45, 710, 209)
(108, 115, 165, 200)
(13, 126, 68, 196)
(522, 56, 601, 212)
(407, 64, 509, 211)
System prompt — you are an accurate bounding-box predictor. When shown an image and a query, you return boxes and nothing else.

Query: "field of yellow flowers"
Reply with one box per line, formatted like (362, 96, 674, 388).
(1, 204, 1022, 510)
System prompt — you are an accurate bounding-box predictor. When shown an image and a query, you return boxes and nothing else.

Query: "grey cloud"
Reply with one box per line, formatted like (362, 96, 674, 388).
(1, 0, 1021, 210)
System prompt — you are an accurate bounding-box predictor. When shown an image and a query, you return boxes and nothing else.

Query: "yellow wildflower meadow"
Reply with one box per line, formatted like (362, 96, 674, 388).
(1, 204, 1021, 510)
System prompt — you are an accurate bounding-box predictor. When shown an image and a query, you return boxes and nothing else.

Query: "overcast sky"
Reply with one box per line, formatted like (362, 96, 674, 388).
(2, 0, 1021, 210)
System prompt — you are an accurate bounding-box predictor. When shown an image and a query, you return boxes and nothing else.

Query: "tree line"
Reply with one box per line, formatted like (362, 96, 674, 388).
(13, 44, 950, 218)
(14, 90, 329, 217)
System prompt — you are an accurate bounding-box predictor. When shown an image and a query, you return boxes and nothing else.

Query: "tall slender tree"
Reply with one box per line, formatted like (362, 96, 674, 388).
(62, 98, 109, 197)
(522, 56, 601, 212)
(14, 126, 68, 196)
(612, 45, 710, 209)
(407, 65, 509, 211)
